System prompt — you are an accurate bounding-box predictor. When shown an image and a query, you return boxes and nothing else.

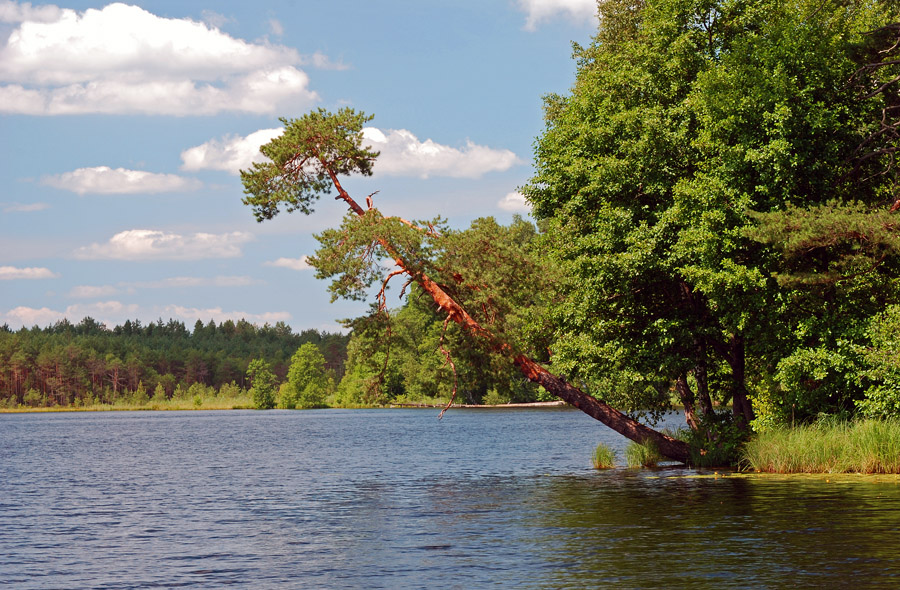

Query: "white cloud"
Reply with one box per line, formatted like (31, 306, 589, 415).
(186, 126, 522, 178)
(69, 285, 120, 298)
(498, 192, 531, 212)
(129, 275, 259, 288)
(200, 9, 231, 30)
(181, 128, 281, 174)
(0, 265, 58, 279)
(42, 166, 202, 195)
(268, 17, 284, 36)
(75, 229, 253, 260)
(3, 202, 49, 212)
(0, 301, 289, 329)
(1, 305, 64, 327)
(301, 51, 349, 71)
(184, 126, 522, 179)
(0, 0, 62, 23)
(162, 304, 291, 325)
(0, 2, 320, 115)
(265, 256, 312, 271)
(64, 300, 141, 322)
(517, 0, 598, 30)
(362, 127, 523, 178)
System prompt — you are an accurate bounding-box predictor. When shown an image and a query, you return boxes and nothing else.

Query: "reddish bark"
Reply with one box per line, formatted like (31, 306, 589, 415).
(327, 170, 692, 463)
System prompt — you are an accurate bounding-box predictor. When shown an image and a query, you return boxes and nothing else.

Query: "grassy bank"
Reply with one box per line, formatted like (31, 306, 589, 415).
(743, 419, 900, 474)
(0, 393, 255, 413)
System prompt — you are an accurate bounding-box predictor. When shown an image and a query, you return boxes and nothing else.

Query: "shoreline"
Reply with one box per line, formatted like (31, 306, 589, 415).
(0, 400, 570, 414)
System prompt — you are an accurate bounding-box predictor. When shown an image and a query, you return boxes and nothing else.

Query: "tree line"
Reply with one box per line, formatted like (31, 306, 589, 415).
(0, 317, 348, 408)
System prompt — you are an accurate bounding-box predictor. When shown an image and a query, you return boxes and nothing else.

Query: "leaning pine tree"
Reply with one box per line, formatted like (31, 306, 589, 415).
(240, 108, 692, 462)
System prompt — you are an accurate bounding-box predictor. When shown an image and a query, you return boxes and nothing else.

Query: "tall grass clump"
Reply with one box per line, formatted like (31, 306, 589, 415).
(625, 439, 664, 468)
(591, 442, 616, 469)
(743, 418, 900, 474)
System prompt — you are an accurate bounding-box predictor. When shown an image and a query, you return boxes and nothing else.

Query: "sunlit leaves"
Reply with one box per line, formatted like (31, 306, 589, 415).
(241, 108, 378, 221)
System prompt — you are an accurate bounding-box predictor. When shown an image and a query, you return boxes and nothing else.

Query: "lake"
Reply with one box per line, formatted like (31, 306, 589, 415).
(2, 408, 900, 588)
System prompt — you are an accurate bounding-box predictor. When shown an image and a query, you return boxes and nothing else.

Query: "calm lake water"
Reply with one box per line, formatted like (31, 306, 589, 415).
(3, 408, 900, 589)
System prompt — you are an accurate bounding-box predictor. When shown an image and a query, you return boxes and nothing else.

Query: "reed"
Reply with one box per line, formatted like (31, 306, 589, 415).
(743, 419, 900, 474)
(625, 439, 664, 468)
(591, 442, 616, 469)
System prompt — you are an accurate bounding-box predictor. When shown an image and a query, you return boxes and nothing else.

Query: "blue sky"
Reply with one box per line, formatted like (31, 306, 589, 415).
(0, 0, 597, 332)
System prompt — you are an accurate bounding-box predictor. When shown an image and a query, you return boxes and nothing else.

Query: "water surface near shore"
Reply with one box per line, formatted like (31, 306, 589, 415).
(3, 408, 900, 588)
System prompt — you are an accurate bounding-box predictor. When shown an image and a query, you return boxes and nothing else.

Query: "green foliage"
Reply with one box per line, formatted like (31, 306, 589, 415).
(241, 108, 378, 222)
(330, 215, 555, 406)
(625, 439, 664, 468)
(287, 342, 332, 408)
(278, 382, 298, 409)
(591, 442, 617, 469)
(858, 305, 900, 417)
(151, 383, 167, 402)
(681, 411, 749, 468)
(521, 0, 900, 426)
(247, 359, 276, 410)
(132, 381, 149, 405)
(748, 202, 900, 288)
(774, 345, 863, 421)
(0, 317, 345, 409)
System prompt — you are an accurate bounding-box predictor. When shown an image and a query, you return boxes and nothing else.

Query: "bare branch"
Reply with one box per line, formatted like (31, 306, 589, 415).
(437, 315, 459, 420)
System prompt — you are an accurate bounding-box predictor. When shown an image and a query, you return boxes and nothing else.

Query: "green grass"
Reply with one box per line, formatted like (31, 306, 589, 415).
(625, 439, 664, 468)
(591, 442, 616, 469)
(743, 419, 900, 474)
(0, 394, 255, 413)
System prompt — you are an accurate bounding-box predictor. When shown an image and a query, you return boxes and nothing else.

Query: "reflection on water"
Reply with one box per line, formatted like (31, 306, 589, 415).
(2, 409, 900, 589)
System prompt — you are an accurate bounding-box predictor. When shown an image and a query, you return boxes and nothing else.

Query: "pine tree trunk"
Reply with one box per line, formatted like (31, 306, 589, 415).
(323, 159, 693, 463)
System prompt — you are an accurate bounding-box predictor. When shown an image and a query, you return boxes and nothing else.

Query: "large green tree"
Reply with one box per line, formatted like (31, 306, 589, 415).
(522, 0, 900, 432)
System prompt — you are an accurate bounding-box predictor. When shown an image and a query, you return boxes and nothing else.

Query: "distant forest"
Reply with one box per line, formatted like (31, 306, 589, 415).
(0, 317, 348, 408)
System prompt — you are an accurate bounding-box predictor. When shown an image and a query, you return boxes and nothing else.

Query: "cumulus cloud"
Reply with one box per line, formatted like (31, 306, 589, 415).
(181, 128, 281, 174)
(0, 301, 289, 329)
(265, 256, 312, 271)
(183, 125, 521, 178)
(0, 2, 321, 115)
(498, 192, 531, 212)
(42, 166, 202, 195)
(1, 302, 139, 328)
(0, 265, 58, 279)
(75, 229, 253, 260)
(65, 300, 141, 321)
(1, 305, 64, 327)
(362, 127, 523, 178)
(3, 202, 49, 212)
(0, 0, 62, 23)
(517, 0, 598, 30)
(162, 304, 291, 325)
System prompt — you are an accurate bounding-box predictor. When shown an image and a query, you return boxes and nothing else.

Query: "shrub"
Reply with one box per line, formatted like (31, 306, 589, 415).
(151, 383, 167, 402)
(683, 411, 749, 468)
(247, 359, 276, 410)
(482, 388, 509, 406)
(278, 382, 298, 409)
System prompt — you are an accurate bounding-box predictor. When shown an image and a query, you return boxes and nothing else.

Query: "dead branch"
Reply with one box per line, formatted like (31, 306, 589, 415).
(437, 314, 459, 420)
